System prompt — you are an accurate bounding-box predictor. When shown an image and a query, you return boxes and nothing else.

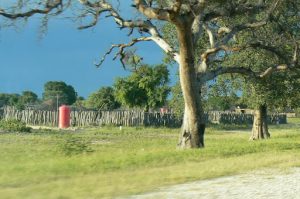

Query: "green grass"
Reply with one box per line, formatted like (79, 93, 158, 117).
(0, 119, 300, 199)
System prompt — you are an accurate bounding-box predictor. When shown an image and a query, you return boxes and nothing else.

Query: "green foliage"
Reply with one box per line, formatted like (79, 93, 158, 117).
(0, 119, 31, 132)
(219, 4, 300, 111)
(43, 81, 77, 107)
(159, 1, 300, 114)
(206, 75, 241, 111)
(122, 49, 144, 70)
(20, 90, 38, 105)
(59, 135, 94, 156)
(85, 87, 120, 110)
(73, 96, 86, 110)
(284, 73, 300, 110)
(169, 75, 241, 116)
(221, 32, 292, 109)
(0, 93, 21, 108)
(169, 81, 184, 118)
(238, 73, 297, 110)
(114, 64, 170, 110)
(0, 91, 39, 110)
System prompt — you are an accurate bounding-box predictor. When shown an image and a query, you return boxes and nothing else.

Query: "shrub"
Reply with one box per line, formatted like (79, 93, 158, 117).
(0, 119, 32, 133)
(59, 135, 94, 156)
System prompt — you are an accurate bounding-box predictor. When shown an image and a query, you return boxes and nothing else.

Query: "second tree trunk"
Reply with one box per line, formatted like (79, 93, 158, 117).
(250, 104, 270, 140)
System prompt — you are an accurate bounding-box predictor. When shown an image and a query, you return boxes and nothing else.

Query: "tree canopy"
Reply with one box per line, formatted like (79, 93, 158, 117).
(0, 91, 38, 109)
(206, 76, 240, 111)
(20, 91, 38, 105)
(43, 81, 77, 107)
(114, 64, 170, 111)
(85, 86, 120, 110)
(0, 93, 20, 108)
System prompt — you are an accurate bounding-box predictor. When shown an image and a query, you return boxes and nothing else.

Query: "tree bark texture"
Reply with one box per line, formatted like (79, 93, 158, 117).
(176, 18, 206, 149)
(250, 104, 270, 140)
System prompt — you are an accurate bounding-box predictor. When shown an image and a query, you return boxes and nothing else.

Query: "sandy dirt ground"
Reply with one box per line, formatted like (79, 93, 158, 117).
(123, 168, 300, 199)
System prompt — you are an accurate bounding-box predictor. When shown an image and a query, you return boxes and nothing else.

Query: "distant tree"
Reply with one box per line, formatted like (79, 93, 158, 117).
(169, 81, 184, 119)
(114, 64, 170, 111)
(8, 94, 20, 107)
(288, 76, 300, 114)
(0, 93, 21, 108)
(73, 96, 86, 110)
(0, 94, 10, 107)
(206, 76, 240, 111)
(20, 91, 38, 105)
(169, 75, 240, 117)
(85, 87, 120, 110)
(42, 81, 77, 108)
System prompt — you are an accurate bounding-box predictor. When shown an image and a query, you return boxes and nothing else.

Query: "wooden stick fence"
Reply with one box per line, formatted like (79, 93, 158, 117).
(0, 106, 287, 127)
(208, 111, 287, 125)
(2, 106, 58, 126)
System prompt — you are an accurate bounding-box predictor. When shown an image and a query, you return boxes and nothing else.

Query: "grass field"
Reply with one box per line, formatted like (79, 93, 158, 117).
(0, 118, 299, 199)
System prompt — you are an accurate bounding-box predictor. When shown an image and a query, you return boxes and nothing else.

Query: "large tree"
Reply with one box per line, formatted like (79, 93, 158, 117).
(1, 0, 299, 148)
(219, 2, 300, 140)
(239, 72, 300, 140)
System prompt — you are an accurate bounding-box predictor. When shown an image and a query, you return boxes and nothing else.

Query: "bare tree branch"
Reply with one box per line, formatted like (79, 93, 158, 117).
(200, 41, 291, 70)
(202, 1, 267, 22)
(200, 66, 256, 83)
(191, 14, 204, 44)
(134, 0, 175, 21)
(258, 64, 288, 78)
(0, 0, 63, 19)
(151, 36, 180, 63)
(216, 0, 282, 47)
(192, 0, 206, 16)
(203, 23, 215, 48)
(95, 37, 152, 68)
(78, 0, 180, 64)
(217, 27, 230, 35)
(198, 45, 241, 73)
(191, 0, 206, 44)
(292, 41, 299, 66)
(201, 42, 300, 82)
(1, 0, 292, 79)
(172, 0, 183, 14)
(259, 42, 300, 78)
(78, 10, 100, 30)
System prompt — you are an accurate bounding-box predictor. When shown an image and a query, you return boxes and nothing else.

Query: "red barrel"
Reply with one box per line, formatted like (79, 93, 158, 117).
(59, 105, 70, 128)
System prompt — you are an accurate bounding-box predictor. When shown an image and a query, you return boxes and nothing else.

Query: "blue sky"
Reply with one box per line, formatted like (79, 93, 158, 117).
(0, 7, 177, 98)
